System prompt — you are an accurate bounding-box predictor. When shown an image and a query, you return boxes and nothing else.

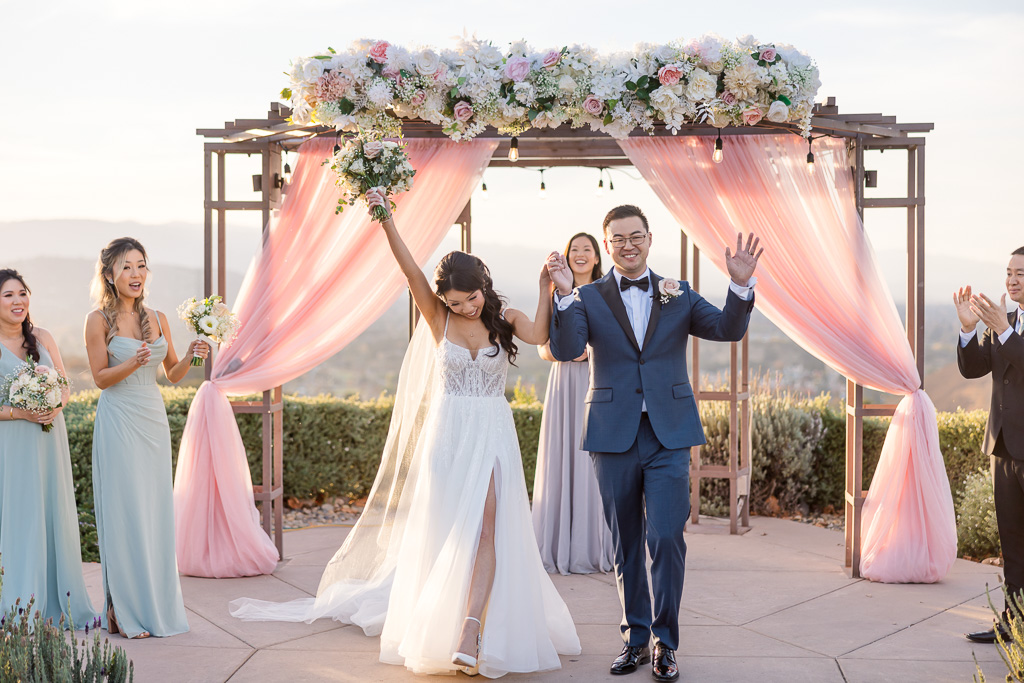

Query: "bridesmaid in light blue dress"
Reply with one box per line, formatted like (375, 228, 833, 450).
(84, 238, 208, 639)
(0, 269, 98, 628)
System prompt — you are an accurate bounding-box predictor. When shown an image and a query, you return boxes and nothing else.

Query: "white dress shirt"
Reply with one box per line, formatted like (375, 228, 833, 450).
(959, 304, 1024, 347)
(555, 268, 756, 411)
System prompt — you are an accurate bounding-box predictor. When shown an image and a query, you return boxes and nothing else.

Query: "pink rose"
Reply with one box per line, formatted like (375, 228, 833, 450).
(541, 50, 561, 68)
(34, 365, 51, 375)
(583, 95, 604, 116)
(658, 278, 681, 300)
(368, 41, 389, 64)
(363, 140, 384, 159)
(505, 56, 531, 82)
(382, 65, 401, 82)
(410, 89, 427, 106)
(658, 64, 682, 86)
(741, 106, 763, 126)
(759, 47, 777, 62)
(720, 91, 737, 106)
(453, 101, 474, 122)
(433, 62, 448, 82)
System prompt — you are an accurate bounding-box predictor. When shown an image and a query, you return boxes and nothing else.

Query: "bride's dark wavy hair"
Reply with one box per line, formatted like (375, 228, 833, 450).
(434, 251, 517, 365)
(0, 269, 40, 362)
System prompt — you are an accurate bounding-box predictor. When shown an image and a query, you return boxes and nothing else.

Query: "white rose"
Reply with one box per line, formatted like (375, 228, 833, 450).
(557, 74, 578, 92)
(705, 59, 725, 75)
(766, 100, 789, 123)
(383, 140, 399, 149)
(350, 158, 365, 175)
(777, 45, 812, 70)
(415, 49, 441, 76)
(46, 388, 61, 407)
(649, 86, 679, 113)
(301, 58, 325, 83)
(652, 44, 677, 63)
(686, 68, 717, 102)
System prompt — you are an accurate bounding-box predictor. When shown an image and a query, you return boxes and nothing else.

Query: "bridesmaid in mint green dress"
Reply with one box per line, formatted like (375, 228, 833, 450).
(0, 269, 98, 628)
(84, 238, 209, 639)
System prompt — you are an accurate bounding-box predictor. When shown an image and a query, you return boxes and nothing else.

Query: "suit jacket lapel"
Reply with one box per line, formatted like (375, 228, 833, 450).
(642, 271, 663, 352)
(596, 273, 641, 353)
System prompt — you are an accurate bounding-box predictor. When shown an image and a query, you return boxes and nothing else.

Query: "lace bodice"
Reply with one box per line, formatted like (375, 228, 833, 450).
(437, 332, 508, 399)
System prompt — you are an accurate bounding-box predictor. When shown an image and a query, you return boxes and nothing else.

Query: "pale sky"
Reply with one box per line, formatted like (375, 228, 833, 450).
(2, 0, 1022, 303)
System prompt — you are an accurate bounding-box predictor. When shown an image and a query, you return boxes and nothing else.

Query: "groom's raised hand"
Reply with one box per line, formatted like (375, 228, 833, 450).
(546, 252, 574, 297)
(725, 232, 763, 287)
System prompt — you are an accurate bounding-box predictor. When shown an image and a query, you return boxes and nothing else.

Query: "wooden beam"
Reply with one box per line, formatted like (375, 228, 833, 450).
(862, 198, 925, 208)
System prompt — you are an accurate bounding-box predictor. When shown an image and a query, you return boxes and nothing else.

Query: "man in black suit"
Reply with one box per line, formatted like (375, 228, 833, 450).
(956, 246, 1024, 643)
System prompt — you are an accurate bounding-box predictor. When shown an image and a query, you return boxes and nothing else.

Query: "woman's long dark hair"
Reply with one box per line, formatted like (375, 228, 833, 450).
(564, 232, 603, 286)
(434, 251, 518, 365)
(0, 269, 40, 362)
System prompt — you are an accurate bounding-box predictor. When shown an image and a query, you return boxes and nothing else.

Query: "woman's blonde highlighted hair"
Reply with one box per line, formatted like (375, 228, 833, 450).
(91, 237, 153, 345)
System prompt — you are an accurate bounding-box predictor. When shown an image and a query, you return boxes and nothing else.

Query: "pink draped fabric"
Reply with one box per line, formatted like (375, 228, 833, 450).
(173, 137, 498, 577)
(619, 134, 956, 583)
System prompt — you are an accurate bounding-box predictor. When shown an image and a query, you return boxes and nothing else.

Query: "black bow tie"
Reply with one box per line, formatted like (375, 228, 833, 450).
(620, 276, 650, 292)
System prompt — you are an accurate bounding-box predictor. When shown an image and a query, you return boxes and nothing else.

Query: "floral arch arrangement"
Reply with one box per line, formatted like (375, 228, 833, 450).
(283, 35, 821, 141)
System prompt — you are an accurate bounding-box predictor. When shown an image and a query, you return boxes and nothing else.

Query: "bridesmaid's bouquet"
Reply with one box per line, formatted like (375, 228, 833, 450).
(177, 295, 241, 366)
(1, 358, 70, 432)
(325, 131, 416, 219)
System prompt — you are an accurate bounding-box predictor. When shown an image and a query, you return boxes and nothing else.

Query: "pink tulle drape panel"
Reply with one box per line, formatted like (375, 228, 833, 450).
(174, 137, 498, 577)
(619, 134, 955, 583)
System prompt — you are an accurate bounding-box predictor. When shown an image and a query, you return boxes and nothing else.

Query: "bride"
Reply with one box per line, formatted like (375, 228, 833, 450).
(231, 189, 580, 677)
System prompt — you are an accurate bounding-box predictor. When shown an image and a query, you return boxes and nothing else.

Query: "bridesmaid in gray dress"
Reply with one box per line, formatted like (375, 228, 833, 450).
(532, 233, 614, 574)
(84, 238, 208, 639)
(0, 269, 98, 627)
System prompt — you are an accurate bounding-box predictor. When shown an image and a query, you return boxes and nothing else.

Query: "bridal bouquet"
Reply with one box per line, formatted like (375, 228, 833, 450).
(1, 358, 70, 432)
(177, 295, 241, 366)
(326, 132, 416, 219)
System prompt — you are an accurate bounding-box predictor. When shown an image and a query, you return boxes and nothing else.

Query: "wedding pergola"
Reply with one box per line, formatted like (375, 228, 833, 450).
(196, 97, 932, 579)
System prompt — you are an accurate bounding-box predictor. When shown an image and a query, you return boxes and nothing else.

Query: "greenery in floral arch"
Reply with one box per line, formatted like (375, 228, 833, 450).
(282, 35, 821, 142)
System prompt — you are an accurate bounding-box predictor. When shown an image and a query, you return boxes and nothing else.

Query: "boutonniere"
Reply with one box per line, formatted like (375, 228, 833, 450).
(658, 278, 682, 305)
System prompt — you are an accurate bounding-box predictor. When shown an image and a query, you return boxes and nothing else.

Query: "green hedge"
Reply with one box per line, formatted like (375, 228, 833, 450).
(63, 386, 990, 562)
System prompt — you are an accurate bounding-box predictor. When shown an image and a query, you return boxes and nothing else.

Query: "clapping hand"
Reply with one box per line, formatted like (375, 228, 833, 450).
(365, 188, 392, 221)
(953, 286, 981, 332)
(969, 290, 1010, 335)
(546, 252, 574, 296)
(725, 232, 763, 287)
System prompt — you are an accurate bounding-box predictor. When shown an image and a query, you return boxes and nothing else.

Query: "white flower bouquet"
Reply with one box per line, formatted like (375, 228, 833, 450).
(326, 131, 416, 220)
(1, 357, 70, 432)
(176, 295, 241, 367)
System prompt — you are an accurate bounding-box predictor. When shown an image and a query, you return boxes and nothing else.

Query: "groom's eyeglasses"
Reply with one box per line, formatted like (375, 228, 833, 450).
(607, 233, 649, 248)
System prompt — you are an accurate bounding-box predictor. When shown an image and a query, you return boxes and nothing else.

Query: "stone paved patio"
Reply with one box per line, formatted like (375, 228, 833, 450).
(78, 517, 1009, 682)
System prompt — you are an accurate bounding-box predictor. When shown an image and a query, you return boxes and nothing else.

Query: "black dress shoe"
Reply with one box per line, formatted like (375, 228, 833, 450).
(651, 643, 679, 681)
(966, 624, 1012, 644)
(610, 645, 651, 675)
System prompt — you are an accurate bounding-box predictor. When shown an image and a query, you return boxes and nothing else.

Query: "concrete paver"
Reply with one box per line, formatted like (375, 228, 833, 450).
(81, 517, 1011, 682)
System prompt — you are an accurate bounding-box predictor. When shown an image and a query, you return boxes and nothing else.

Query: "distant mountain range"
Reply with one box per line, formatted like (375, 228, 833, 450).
(0, 219, 992, 411)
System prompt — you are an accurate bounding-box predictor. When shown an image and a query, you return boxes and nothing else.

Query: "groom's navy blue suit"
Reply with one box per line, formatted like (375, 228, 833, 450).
(550, 268, 753, 650)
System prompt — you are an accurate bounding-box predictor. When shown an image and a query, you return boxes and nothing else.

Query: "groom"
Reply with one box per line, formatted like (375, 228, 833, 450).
(547, 205, 761, 681)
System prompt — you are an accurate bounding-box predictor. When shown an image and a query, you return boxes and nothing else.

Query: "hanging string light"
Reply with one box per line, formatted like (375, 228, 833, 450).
(596, 167, 605, 197)
(508, 136, 520, 162)
(481, 181, 488, 200)
(712, 130, 724, 164)
(806, 137, 815, 176)
(538, 168, 547, 199)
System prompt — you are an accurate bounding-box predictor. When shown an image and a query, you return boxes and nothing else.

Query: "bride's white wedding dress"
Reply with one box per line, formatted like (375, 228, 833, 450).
(231, 316, 580, 678)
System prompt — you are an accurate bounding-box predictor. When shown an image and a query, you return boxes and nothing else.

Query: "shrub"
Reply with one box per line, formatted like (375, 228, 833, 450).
(61, 384, 991, 560)
(957, 468, 1000, 561)
(0, 563, 133, 682)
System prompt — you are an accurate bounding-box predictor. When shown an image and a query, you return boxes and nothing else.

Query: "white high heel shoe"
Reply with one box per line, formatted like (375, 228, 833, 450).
(452, 616, 482, 669)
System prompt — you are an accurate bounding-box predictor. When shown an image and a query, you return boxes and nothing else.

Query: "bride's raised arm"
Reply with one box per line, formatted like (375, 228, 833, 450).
(367, 188, 446, 332)
(505, 261, 553, 346)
